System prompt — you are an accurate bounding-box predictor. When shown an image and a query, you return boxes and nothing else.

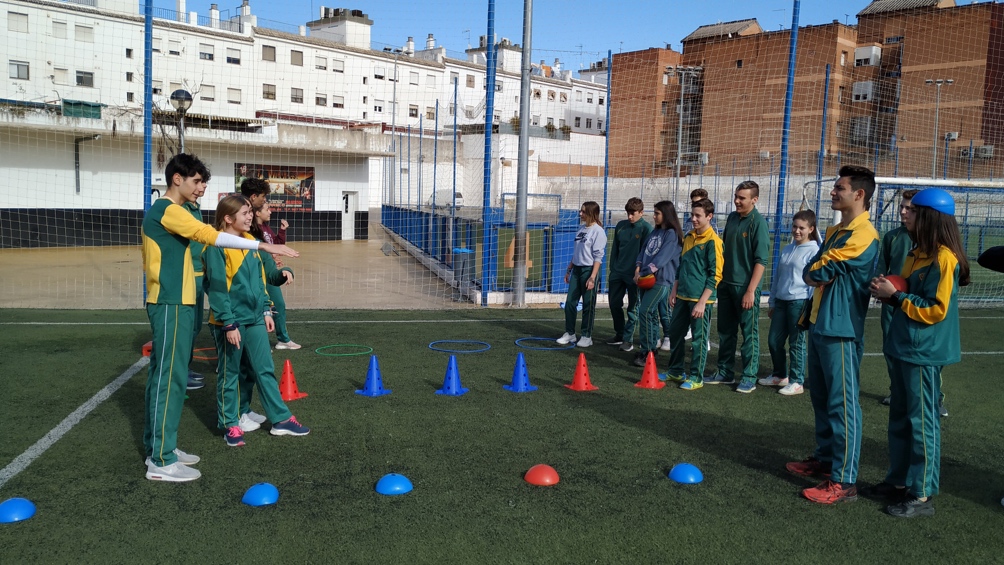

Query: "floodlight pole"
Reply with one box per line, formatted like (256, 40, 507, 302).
(926, 78, 953, 179)
(512, 0, 533, 307)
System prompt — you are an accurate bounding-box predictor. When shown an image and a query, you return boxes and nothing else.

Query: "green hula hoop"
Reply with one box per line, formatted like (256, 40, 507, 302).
(315, 344, 374, 357)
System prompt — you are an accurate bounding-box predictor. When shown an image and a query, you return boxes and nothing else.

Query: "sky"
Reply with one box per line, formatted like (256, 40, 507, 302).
(162, 0, 885, 71)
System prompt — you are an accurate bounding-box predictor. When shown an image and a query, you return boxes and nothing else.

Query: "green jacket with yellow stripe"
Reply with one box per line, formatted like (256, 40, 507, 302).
(183, 201, 206, 275)
(803, 211, 880, 339)
(883, 246, 961, 366)
(142, 197, 226, 305)
(204, 233, 292, 328)
(879, 225, 913, 333)
(676, 228, 724, 303)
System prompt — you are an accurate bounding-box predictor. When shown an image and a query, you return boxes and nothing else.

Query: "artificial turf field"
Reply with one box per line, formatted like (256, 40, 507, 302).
(2, 308, 1003, 563)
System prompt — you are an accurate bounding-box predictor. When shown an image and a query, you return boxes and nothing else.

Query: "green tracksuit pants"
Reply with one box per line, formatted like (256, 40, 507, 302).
(187, 274, 205, 368)
(638, 284, 670, 354)
(210, 322, 292, 429)
(807, 330, 863, 485)
(886, 360, 942, 498)
(666, 300, 713, 381)
(267, 283, 291, 343)
(607, 276, 639, 341)
(768, 299, 807, 384)
(715, 283, 761, 380)
(658, 294, 672, 337)
(144, 303, 195, 467)
(565, 266, 599, 338)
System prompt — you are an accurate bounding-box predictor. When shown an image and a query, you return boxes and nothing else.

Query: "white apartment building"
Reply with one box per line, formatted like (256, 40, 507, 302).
(1, 0, 608, 244)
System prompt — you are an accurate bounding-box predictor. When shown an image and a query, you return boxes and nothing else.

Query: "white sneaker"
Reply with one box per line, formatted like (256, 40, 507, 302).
(758, 376, 789, 387)
(239, 413, 261, 432)
(576, 336, 593, 348)
(685, 328, 693, 340)
(144, 448, 200, 467)
(275, 340, 301, 350)
(659, 337, 672, 351)
(245, 411, 267, 424)
(146, 461, 201, 482)
(779, 383, 804, 396)
(556, 332, 577, 345)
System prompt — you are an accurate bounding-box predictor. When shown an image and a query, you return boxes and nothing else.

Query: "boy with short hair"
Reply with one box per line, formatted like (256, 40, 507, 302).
(608, 197, 652, 349)
(240, 177, 270, 209)
(665, 199, 723, 390)
(142, 154, 298, 482)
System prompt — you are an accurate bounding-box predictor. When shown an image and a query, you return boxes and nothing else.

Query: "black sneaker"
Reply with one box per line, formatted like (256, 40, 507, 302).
(887, 496, 935, 518)
(861, 482, 908, 502)
(619, 342, 634, 352)
(606, 337, 624, 346)
(632, 353, 648, 367)
(186, 375, 204, 391)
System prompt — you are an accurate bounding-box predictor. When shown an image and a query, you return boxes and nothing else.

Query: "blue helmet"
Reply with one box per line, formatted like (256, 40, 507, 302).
(911, 188, 955, 216)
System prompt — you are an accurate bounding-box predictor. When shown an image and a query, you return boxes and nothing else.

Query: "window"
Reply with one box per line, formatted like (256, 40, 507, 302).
(661, 101, 669, 115)
(8, 12, 28, 33)
(53, 21, 67, 39)
(362, 76, 367, 85)
(152, 38, 161, 53)
(494, 80, 502, 92)
(331, 59, 344, 72)
(8, 60, 28, 80)
(409, 72, 419, 85)
(126, 72, 133, 82)
(586, 93, 593, 104)
(227, 88, 241, 104)
(852, 81, 873, 102)
(598, 119, 603, 130)
(332, 95, 345, 108)
(200, 85, 215, 102)
(76, 71, 94, 87)
(169, 82, 181, 94)
(408, 105, 419, 118)
(450, 71, 459, 85)
(585, 118, 592, 129)
(126, 92, 134, 102)
(76, 25, 94, 43)
(662, 74, 669, 85)
(263, 83, 276, 100)
(374, 66, 385, 79)
(428, 74, 437, 89)
(199, 43, 214, 61)
(532, 89, 541, 100)
(598, 96, 604, 106)
(840, 51, 847, 67)
(736, 59, 743, 69)
(315, 93, 327, 106)
(493, 113, 501, 122)
(531, 115, 540, 126)
(316, 56, 327, 70)
(262, 45, 276, 62)
(448, 103, 455, 116)
(291, 87, 303, 103)
(466, 74, 475, 88)
(850, 116, 872, 145)
(126, 48, 133, 58)
(374, 99, 383, 113)
(574, 116, 581, 127)
(54, 68, 68, 85)
(152, 80, 163, 95)
(838, 86, 846, 104)
(291, 50, 303, 66)
(227, 48, 241, 64)
(363, 112, 368, 119)
(426, 107, 435, 120)
(575, 90, 582, 101)
(547, 117, 554, 126)
(559, 119, 565, 128)
(854, 46, 880, 67)
(168, 40, 181, 56)
(547, 90, 556, 101)
(559, 92, 567, 103)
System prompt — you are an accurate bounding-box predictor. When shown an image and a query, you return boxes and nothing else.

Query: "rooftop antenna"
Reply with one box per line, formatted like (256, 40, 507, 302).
(619, 41, 623, 53)
(845, 14, 850, 25)
(773, 8, 785, 29)
(464, 29, 471, 49)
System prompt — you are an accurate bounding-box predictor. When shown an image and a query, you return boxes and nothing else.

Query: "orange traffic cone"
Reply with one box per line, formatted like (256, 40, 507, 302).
(279, 359, 308, 401)
(635, 351, 665, 389)
(142, 341, 153, 357)
(564, 353, 598, 391)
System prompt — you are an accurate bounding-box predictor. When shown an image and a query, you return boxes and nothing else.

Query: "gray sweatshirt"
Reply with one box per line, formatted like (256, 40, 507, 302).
(572, 223, 607, 267)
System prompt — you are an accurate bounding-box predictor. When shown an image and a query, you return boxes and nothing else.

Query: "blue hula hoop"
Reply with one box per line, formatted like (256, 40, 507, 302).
(515, 337, 576, 351)
(428, 340, 491, 354)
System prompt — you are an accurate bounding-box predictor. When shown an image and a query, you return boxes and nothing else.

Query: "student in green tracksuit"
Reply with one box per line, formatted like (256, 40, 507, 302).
(608, 197, 652, 348)
(869, 188, 968, 518)
(205, 195, 311, 448)
(665, 198, 723, 389)
(708, 181, 770, 393)
(786, 165, 880, 505)
(183, 199, 207, 392)
(142, 154, 298, 483)
(877, 190, 918, 405)
(558, 201, 608, 348)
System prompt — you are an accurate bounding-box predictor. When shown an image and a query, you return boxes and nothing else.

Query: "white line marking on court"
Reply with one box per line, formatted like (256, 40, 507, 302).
(0, 356, 149, 490)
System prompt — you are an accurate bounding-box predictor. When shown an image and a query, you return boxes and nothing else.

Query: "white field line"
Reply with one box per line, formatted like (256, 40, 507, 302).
(0, 357, 149, 490)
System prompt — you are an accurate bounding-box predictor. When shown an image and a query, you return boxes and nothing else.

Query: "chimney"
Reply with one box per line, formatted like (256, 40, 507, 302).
(299, 25, 306, 36)
(426, 33, 435, 50)
(209, 3, 219, 28)
(405, 36, 415, 55)
(553, 58, 561, 73)
(241, 0, 250, 17)
(176, 0, 186, 22)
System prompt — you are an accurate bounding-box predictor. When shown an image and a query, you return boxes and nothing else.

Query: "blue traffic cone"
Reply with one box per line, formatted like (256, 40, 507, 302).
(356, 355, 392, 397)
(435, 355, 469, 396)
(503, 352, 537, 393)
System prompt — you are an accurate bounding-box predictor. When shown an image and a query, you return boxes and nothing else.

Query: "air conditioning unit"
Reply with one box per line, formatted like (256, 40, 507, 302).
(698, 152, 709, 165)
(759, 150, 771, 160)
(978, 145, 995, 159)
(945, 131, 959, 141)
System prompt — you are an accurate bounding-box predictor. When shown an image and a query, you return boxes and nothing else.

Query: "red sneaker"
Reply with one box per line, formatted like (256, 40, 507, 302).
(802, 480, 858, 504)
(785, 457, 832, 478)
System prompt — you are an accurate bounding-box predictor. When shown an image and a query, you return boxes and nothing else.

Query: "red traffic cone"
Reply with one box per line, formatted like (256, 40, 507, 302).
(279, 359, 308, 401)
(142, 341, 153, 357)
(636, 351, 665, 389)
(564, 353, 598, 391)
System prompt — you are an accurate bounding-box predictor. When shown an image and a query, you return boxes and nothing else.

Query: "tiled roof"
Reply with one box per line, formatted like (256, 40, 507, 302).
(858, 0, 952, 17)
(683, 19, 760, 42)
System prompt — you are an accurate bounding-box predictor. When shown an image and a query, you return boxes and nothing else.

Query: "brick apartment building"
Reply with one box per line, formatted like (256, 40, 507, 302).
(608, 0, 1004, 180)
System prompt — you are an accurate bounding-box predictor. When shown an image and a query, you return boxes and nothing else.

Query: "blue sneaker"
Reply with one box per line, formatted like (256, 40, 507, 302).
(661, 373, 686, 383)
(705, 373, 736, 386)
(187, 370, 205, 382)
(736, 378, 757, 394)
(679, 378, 703, 391)
(270, 415, 310, 436)
(186, 375, 204, 391)
(225, 426, 245, 447)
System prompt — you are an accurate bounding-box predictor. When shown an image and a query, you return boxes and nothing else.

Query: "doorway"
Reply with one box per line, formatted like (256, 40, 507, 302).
(341, 191, 358, 240)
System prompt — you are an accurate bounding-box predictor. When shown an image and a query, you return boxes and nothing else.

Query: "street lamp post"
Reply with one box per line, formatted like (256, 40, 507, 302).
(666, 66, 702, 193)
(169, 89, 193, 154)
(925, 78, 953, 179)
(384, 47, 403, 205)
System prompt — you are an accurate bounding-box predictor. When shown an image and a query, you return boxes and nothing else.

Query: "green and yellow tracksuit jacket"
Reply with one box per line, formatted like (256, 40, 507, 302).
(205, 234, 292, 329)
(879, 225, 913, 332)
(676, 228, 724, 303)
(183, 201, 206, 276)
(142, 197, 224, 305)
